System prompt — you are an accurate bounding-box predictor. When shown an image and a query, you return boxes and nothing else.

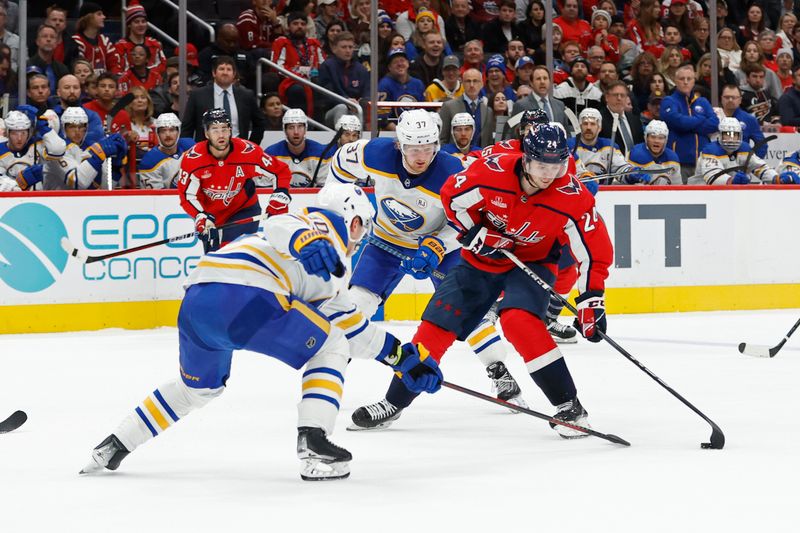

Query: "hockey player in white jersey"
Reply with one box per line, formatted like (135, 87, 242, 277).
(697, 117, 779, 185)
(0, 109, 66, 191)
(138, 113, 196, 189)
(266, 108, 334, 187)
(326, 109, 528, 431)
(80, 183, 443, 481)
(567, 108, 633, 184)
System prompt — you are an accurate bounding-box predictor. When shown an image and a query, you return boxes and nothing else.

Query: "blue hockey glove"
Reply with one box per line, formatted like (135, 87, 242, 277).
(16, 104, 39, 125)
(583, 179, 599, 195)
(730, 171, 751, 185)
(36, 116, 52, 136)
(622, 168, 649, 185)
(16, 165, 44, 190)
(573, 290, 606, 343)
(458, 225, 514, 259)
(382, 338, 442, 394)
(776, 171, 800, 184)
(289, 229, 343, 281)
(400, 235, 445, 280)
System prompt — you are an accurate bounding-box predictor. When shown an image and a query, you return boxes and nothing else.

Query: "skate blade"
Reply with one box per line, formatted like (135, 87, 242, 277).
(346, 420, 394, 431)
(300, 459, 350, 481)
(552, 336, 578, 344)
(79, 459, 104, 475)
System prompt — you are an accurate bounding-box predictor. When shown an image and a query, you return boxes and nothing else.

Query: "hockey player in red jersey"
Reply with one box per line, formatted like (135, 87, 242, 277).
(177, 108, 292, 252)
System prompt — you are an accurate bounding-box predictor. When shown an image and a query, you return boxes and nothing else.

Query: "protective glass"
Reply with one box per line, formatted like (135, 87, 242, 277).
(402, 143, 437, 158)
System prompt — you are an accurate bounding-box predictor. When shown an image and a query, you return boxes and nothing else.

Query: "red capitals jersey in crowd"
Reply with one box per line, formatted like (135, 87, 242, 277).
(440, 152, 612, 294)
(177, 138, 291, 225)
(72, 32, 123, 75)
(117, 68, 163, 94)
(236, 5, 286, 50)
(116, 36, 167, 75)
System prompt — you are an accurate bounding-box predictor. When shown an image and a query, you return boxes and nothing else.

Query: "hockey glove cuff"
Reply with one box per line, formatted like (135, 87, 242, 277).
(16, 165, 44, 191)
(289, 229, 343, 281)
(267, 188, 292, 216)
(399, 235, 445, 280)
(573, 290, 606, 343)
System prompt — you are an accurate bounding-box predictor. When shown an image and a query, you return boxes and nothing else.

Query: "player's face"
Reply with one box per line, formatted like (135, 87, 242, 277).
(646, 134, 666, 156)
(206, 123, 232, 152)
(158, 127, 179, 149)
(401, 143, 437, 174)
(522, 159, 566, 193)
(580, 119, 600, 144)
(453, 125, 474, 149)
(339, 129, 360, 145)
(64, 123, 88, 145)
(285, 123, 306, 147)
(8, 130, 30, 152)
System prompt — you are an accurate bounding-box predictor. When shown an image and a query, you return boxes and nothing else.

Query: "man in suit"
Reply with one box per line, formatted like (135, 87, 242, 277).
(438, 68, 493, 148)
(507, 65, 572, 137)
(181, 55, 267, 145)
(599, 81, 644, 158)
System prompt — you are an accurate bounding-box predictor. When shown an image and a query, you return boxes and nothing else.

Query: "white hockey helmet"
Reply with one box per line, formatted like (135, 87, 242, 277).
(155, 112, 181, 130)
(718, 116, 742, 152)
(644, 119, 669, 138)
(5, 110, 31, 132)
(578, 107, 602, 127)
(428, 111, 443, 133)
(335, 114, 362, 132)
(283, 108, 308, 127)
(451, 112, 475, 131)
(317, 183, 375, 242)
(61, 106, 89, 126)
(397, 109, 440, 149)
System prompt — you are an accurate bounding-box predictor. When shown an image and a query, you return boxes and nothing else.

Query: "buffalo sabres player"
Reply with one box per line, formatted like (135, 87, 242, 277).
(266, 108, 334, 187)
(326, 109, 528, 430)
(626, 120, 680, 185)
(80, 183, 443, 481)
(0, 109, 65, 191)
(698, 118, 780, 185)
(335, 115, 362, 148)
(567, 108, 633, 184)
(138, 113, 196, 189)
(776, 149, 800, 184)
(441, 112, 479, 164)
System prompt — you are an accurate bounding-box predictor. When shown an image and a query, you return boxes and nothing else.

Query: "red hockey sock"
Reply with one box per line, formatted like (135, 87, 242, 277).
(412, 321, 458, 363)
(500, 308, 557, 363)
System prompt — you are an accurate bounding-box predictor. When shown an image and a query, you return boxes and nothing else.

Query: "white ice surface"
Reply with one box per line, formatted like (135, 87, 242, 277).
(1, 310, 798, 532)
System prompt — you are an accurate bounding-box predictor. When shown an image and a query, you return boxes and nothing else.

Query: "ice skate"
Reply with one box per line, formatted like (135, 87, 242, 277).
(547, 319, 578, 344)
(348, 398, 402, 431)
(549, 397, 590, 439)
(486, 361, 529, 412)
(297, 427, 351, 481)
(79, 434, 130, 474)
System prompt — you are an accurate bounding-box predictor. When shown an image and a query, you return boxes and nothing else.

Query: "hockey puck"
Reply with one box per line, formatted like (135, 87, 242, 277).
(737, 342, 746, 353)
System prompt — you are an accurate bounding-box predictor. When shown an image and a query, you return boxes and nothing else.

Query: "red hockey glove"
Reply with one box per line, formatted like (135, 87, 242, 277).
(458, 225, 514, 259)
(266, 188, 292, 217)
(573, 291, 606, 343)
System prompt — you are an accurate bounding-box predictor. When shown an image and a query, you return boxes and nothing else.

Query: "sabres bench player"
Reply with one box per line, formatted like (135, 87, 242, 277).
(325, 109, 529, 430)
(138, 113, 196, 189)
(80, 184, 443, 481)
(358, 124, 613, 436)
(178, 108, 292, 253)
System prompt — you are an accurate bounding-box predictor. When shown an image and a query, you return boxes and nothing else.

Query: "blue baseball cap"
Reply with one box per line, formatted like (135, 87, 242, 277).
(515, 56, 534, 70)
(387, 47, 409, 62)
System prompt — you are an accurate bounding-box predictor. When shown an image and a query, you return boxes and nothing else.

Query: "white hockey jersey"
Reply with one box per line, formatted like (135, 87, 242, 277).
(325, 138, 463, 251)
(0, 131, 66, 191)
(138, 138, 196, 189)
(697, 141, 777, 185)
(567, 137, 633, 182)
(265, 139, 333, 188)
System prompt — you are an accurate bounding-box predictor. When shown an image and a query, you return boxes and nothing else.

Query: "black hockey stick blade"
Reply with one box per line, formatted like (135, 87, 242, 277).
(738, 316, 800, 358)
(443, 381, 630, 446)
(0, 410, 27, 433)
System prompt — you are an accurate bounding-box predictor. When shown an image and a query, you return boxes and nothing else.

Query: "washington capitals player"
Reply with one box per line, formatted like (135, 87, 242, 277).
(178, 108, 292, 253)
(79, 183, 443, 481)
(325, 109, 527, 430)
(266, 109, 334, 187)
(0, 110, 66, 191)
(697, 118, 780, 185)
(138, 113, 195, 189)
(367, 124, 614, 437)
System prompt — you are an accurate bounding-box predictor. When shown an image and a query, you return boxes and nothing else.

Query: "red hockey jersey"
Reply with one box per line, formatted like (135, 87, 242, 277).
(72, 32, 123, 75)
(116, 36, 167, 75)
(440, 152, 612, 294)
(177, 138, 291, 225)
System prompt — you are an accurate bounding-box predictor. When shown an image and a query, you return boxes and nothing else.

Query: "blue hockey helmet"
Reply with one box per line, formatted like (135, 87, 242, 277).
(518, 108, 549, 140)
(521, 123, 570, 185)
(202, 108, 231, 130)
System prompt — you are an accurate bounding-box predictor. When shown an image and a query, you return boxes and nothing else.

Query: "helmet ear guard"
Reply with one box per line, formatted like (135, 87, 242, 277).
(317, 183, 376, 242)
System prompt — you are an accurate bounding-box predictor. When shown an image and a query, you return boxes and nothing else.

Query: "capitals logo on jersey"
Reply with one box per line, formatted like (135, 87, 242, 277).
(380, 197, 425, 232)
(556, 176, 582, 195)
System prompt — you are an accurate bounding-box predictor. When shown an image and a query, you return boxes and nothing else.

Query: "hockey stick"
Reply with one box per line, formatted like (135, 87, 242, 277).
(443, 382, 630, 446)
(581, 166, 677, 182)
(61, 213, 267, 264)
(690, 135, 778, 184)
(500, 249, 726, 450)
(0, 410, 27, 434)
(312, 127, 343, 186)
(105, 93, 135, 191)
(738, 316, 800, 358)
(364, 234, 446, 280)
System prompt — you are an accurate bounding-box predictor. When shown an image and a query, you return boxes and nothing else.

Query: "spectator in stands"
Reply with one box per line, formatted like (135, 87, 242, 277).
(321, 20, 345, 56)
(29, 24, 68, 93)
(661, 0, 694, 41)
(71, 59, 94, 102)
(237, 0, 285, 56)
(261, 92, 285, 131)
(396, 0, 447, 42)
(84, 72, 132, 133)
(461, 39, 485, 74)
(650, 72, 667, 100)
(600, 81, 644, 157)
(271, 12, 325, 115)
(438, 68, 492, 147)
(486, 90, 510, 141)
(741, 64, 781, 127)
(777, 13, 797, 48)
(626, 52, 659, 111)
(406, 9, 451, 62)
(72, 2, 122, 75)
(627, 0, 663, 58)
(595, 61, 619, 93)
(445, 0, 480, 56)
(116, 2, 166, 77)
(513, 55, 535, 90)
(717, 27, 742, 71)
(199, 23, 256, 88)
(659, 46, 685, 90)
(378, 48, 425, 130)
(512, 65, 572, 134)
(316, 1, 341, 45)
(554, 0, 591, 45)
(181, 55, 267, 144)
(125, 86, 157, 169)
(55, 74, 105, 145)
(640, 92, 664, 125)
(138, 113, 196, 189)
(377, 10, 395, 42)
(757, 30, 779, 69)
(318, 31, 369, 128)
(554, 40, 583, 86)
(778, 67, 800, 128)
(45, 4, 73, 66)
(151, 72, 182, 117)
(481, 0, 524, 54)
(0, 52, 14, 106)
(582, 10, 619, 65)
(173, 45, 204, 88)
(279, 0, 319, 40)
(519, 0, 545, 55)
(776, 48, 794, 90)
(266, 108, 332, 187)
(585, 45, 606, 79)
(720, 83, 768, 157)
(737, 3, 767, 47)
(409, 31, 446, 88)
(554, 56, 603, 118)
(688, 16, 711, 63)
(482, 55, 515, 103)
(347, 0, 372, 49)
(660, 63, 719, 182)
(424, 54, 463, 102)
(737, 41, 783, 101)
(0, 4, 17, 71)
(118, 45, 163, 95)
(662, 24, 692, 61)
(504, 40, 526, 84)
(378, 32, 406, 77)
(694, 51, 738, 99)
(26, 72, 57, 115)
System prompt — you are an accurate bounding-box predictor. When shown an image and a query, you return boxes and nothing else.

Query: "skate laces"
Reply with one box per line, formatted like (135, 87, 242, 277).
(548, 321, 572, 334)
(487, 363, 516, 394)
(364, 399, 396, 420)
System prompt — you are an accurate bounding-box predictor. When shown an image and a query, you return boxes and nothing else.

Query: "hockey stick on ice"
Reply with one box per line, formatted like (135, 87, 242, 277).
(61, 213, 268, 264)
(364, 234, 446, 280)
(500, 249, 726, 450)
(0, 410, 27, 434)
(443, 381, 630, 446)
(738, 316, 800, 358)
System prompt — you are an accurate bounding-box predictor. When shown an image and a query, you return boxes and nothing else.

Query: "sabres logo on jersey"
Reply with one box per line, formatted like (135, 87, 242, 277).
(380, 197, 425, 232)
(556, 176, 582, 196)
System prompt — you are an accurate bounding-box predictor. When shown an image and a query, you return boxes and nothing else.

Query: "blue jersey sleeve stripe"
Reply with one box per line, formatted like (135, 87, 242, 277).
(327, 306, 358, 321)
(153, 389, 180, 423)
(302, 393, 340, 409)
(135, 406, 158, 437)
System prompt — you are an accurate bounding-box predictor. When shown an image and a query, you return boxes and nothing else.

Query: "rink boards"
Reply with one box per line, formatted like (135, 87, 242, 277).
(0, 186, 798, 333)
